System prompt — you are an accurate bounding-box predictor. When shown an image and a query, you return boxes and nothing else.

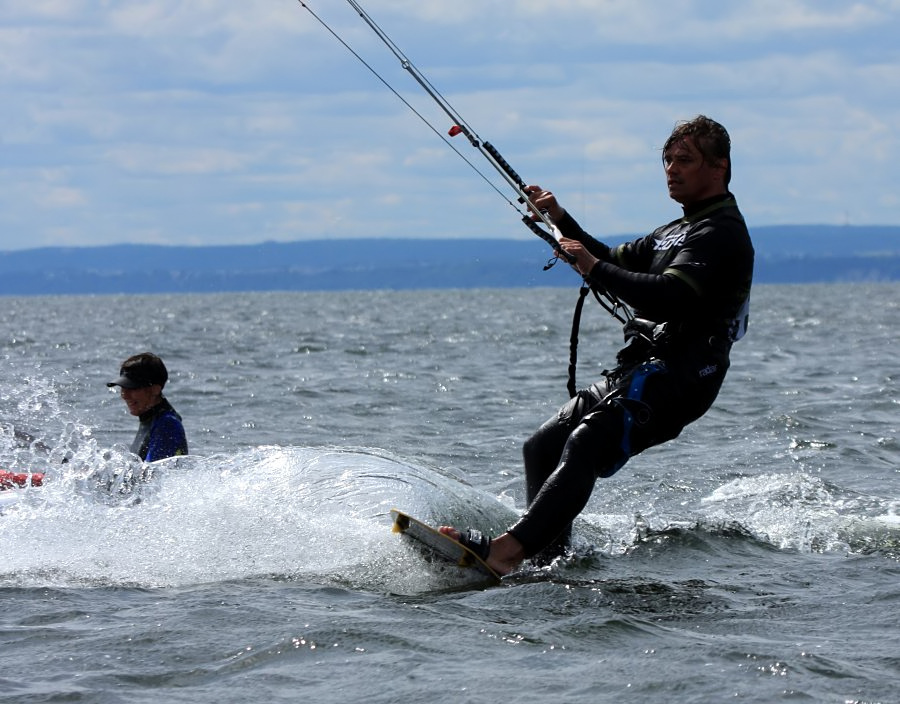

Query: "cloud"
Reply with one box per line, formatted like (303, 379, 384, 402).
(1, 0, 899, 249)
(105, 145, 252, 176)
(36, 184, 87, 209)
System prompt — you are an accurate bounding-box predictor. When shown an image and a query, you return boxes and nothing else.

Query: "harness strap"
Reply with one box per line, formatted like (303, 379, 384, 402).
(567, 284, 591, 398)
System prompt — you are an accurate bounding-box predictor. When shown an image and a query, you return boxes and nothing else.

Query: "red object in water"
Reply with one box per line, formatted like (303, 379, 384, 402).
(0, 470, 44, 489)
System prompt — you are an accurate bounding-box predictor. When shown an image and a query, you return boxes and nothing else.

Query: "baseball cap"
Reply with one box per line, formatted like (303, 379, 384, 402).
(107, 353, 168, 389)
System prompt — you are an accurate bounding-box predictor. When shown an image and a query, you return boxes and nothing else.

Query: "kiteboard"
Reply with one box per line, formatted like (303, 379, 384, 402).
(390, 508, 501, 585)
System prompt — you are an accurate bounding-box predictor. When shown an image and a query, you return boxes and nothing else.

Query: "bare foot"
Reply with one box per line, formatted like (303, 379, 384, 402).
(439, 526, 526, 577)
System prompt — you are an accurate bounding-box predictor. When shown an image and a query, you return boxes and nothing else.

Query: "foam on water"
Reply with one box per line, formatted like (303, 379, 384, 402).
(1, 444, 520, 593)
(8, 432, 898, 593)
(698, 471, 900, 556)
(1, 374, 517, 594)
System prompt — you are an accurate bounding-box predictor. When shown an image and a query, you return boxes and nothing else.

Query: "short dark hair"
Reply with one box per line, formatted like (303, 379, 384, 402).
(663, 115, 732, 186)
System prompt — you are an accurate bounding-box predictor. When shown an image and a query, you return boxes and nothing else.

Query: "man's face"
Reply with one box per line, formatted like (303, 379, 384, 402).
(120, 385, 161, 416)
(663, 137, 727, 206)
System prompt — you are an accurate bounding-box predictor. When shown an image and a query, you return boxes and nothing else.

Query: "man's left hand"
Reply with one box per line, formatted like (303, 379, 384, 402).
(559, 238, 599, 277)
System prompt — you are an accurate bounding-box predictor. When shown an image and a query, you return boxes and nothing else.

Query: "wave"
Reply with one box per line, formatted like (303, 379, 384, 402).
(569, 471, 900, 568)
(1, 445, 520, 593)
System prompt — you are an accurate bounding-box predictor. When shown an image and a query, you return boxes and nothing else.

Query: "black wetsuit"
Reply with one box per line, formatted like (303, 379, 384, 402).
(509, 193, 754, 557)
(130, 398, 189, 462)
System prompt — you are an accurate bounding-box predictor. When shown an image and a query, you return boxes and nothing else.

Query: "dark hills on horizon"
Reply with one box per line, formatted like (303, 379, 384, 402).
(1, 224, 898, 296)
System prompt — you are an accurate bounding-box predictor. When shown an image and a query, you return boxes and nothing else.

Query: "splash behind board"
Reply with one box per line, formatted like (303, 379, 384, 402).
(390, 509, 500, 585)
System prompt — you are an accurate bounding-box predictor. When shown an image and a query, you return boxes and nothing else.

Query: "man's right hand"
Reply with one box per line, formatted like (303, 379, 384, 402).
(523, 185, 566, 223)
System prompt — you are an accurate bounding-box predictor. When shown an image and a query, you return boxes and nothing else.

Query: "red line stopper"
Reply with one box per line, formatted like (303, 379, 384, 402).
(448, 125, 463, 137)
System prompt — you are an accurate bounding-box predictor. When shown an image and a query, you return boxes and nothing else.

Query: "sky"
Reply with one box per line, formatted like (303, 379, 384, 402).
(2, 0, 899, 251)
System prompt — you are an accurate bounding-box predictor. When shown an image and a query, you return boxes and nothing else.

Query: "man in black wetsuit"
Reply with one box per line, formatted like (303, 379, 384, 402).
(107, 352, 189, 462)
(441, 115, 754, 575)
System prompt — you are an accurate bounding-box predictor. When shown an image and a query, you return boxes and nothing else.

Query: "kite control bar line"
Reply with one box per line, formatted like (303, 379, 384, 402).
(296, 0, 566, 257)
(341, 0, 571, 262)
(296, 0, 633, 324)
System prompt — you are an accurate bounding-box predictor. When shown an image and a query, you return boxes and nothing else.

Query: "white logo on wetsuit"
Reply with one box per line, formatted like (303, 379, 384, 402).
(653, 231, 686, 251)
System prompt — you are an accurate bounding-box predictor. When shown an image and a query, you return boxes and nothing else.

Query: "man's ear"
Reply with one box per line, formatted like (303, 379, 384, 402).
(715, 157, 730, 185)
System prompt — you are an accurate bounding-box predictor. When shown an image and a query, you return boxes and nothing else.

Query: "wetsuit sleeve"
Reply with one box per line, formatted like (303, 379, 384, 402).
(556, 214, 698, 317)
(587, 261, 697, 318)
(588, 215, 751, 321)
(144, 413, 188, 462)
(555, 211, 612, 262)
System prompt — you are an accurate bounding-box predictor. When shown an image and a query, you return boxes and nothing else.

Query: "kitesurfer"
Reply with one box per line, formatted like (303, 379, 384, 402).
(107, 353, 188, 462)
(442, 115, 754, 576)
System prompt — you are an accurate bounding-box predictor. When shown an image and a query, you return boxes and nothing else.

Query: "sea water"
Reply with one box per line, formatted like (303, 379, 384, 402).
(1, 284, 898, 703)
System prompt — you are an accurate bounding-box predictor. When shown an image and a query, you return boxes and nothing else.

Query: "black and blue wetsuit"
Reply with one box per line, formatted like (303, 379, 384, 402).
(130, 398, 189, 462)
(510, 193, 754, 557)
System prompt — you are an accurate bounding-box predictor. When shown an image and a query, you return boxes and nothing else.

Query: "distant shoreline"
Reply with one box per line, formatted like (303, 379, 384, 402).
(2, 226, 898, 296)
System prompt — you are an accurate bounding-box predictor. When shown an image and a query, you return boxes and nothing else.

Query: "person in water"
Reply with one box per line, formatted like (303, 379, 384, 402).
(107, 352, 188, 462)
(441, 115, 754, 576)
